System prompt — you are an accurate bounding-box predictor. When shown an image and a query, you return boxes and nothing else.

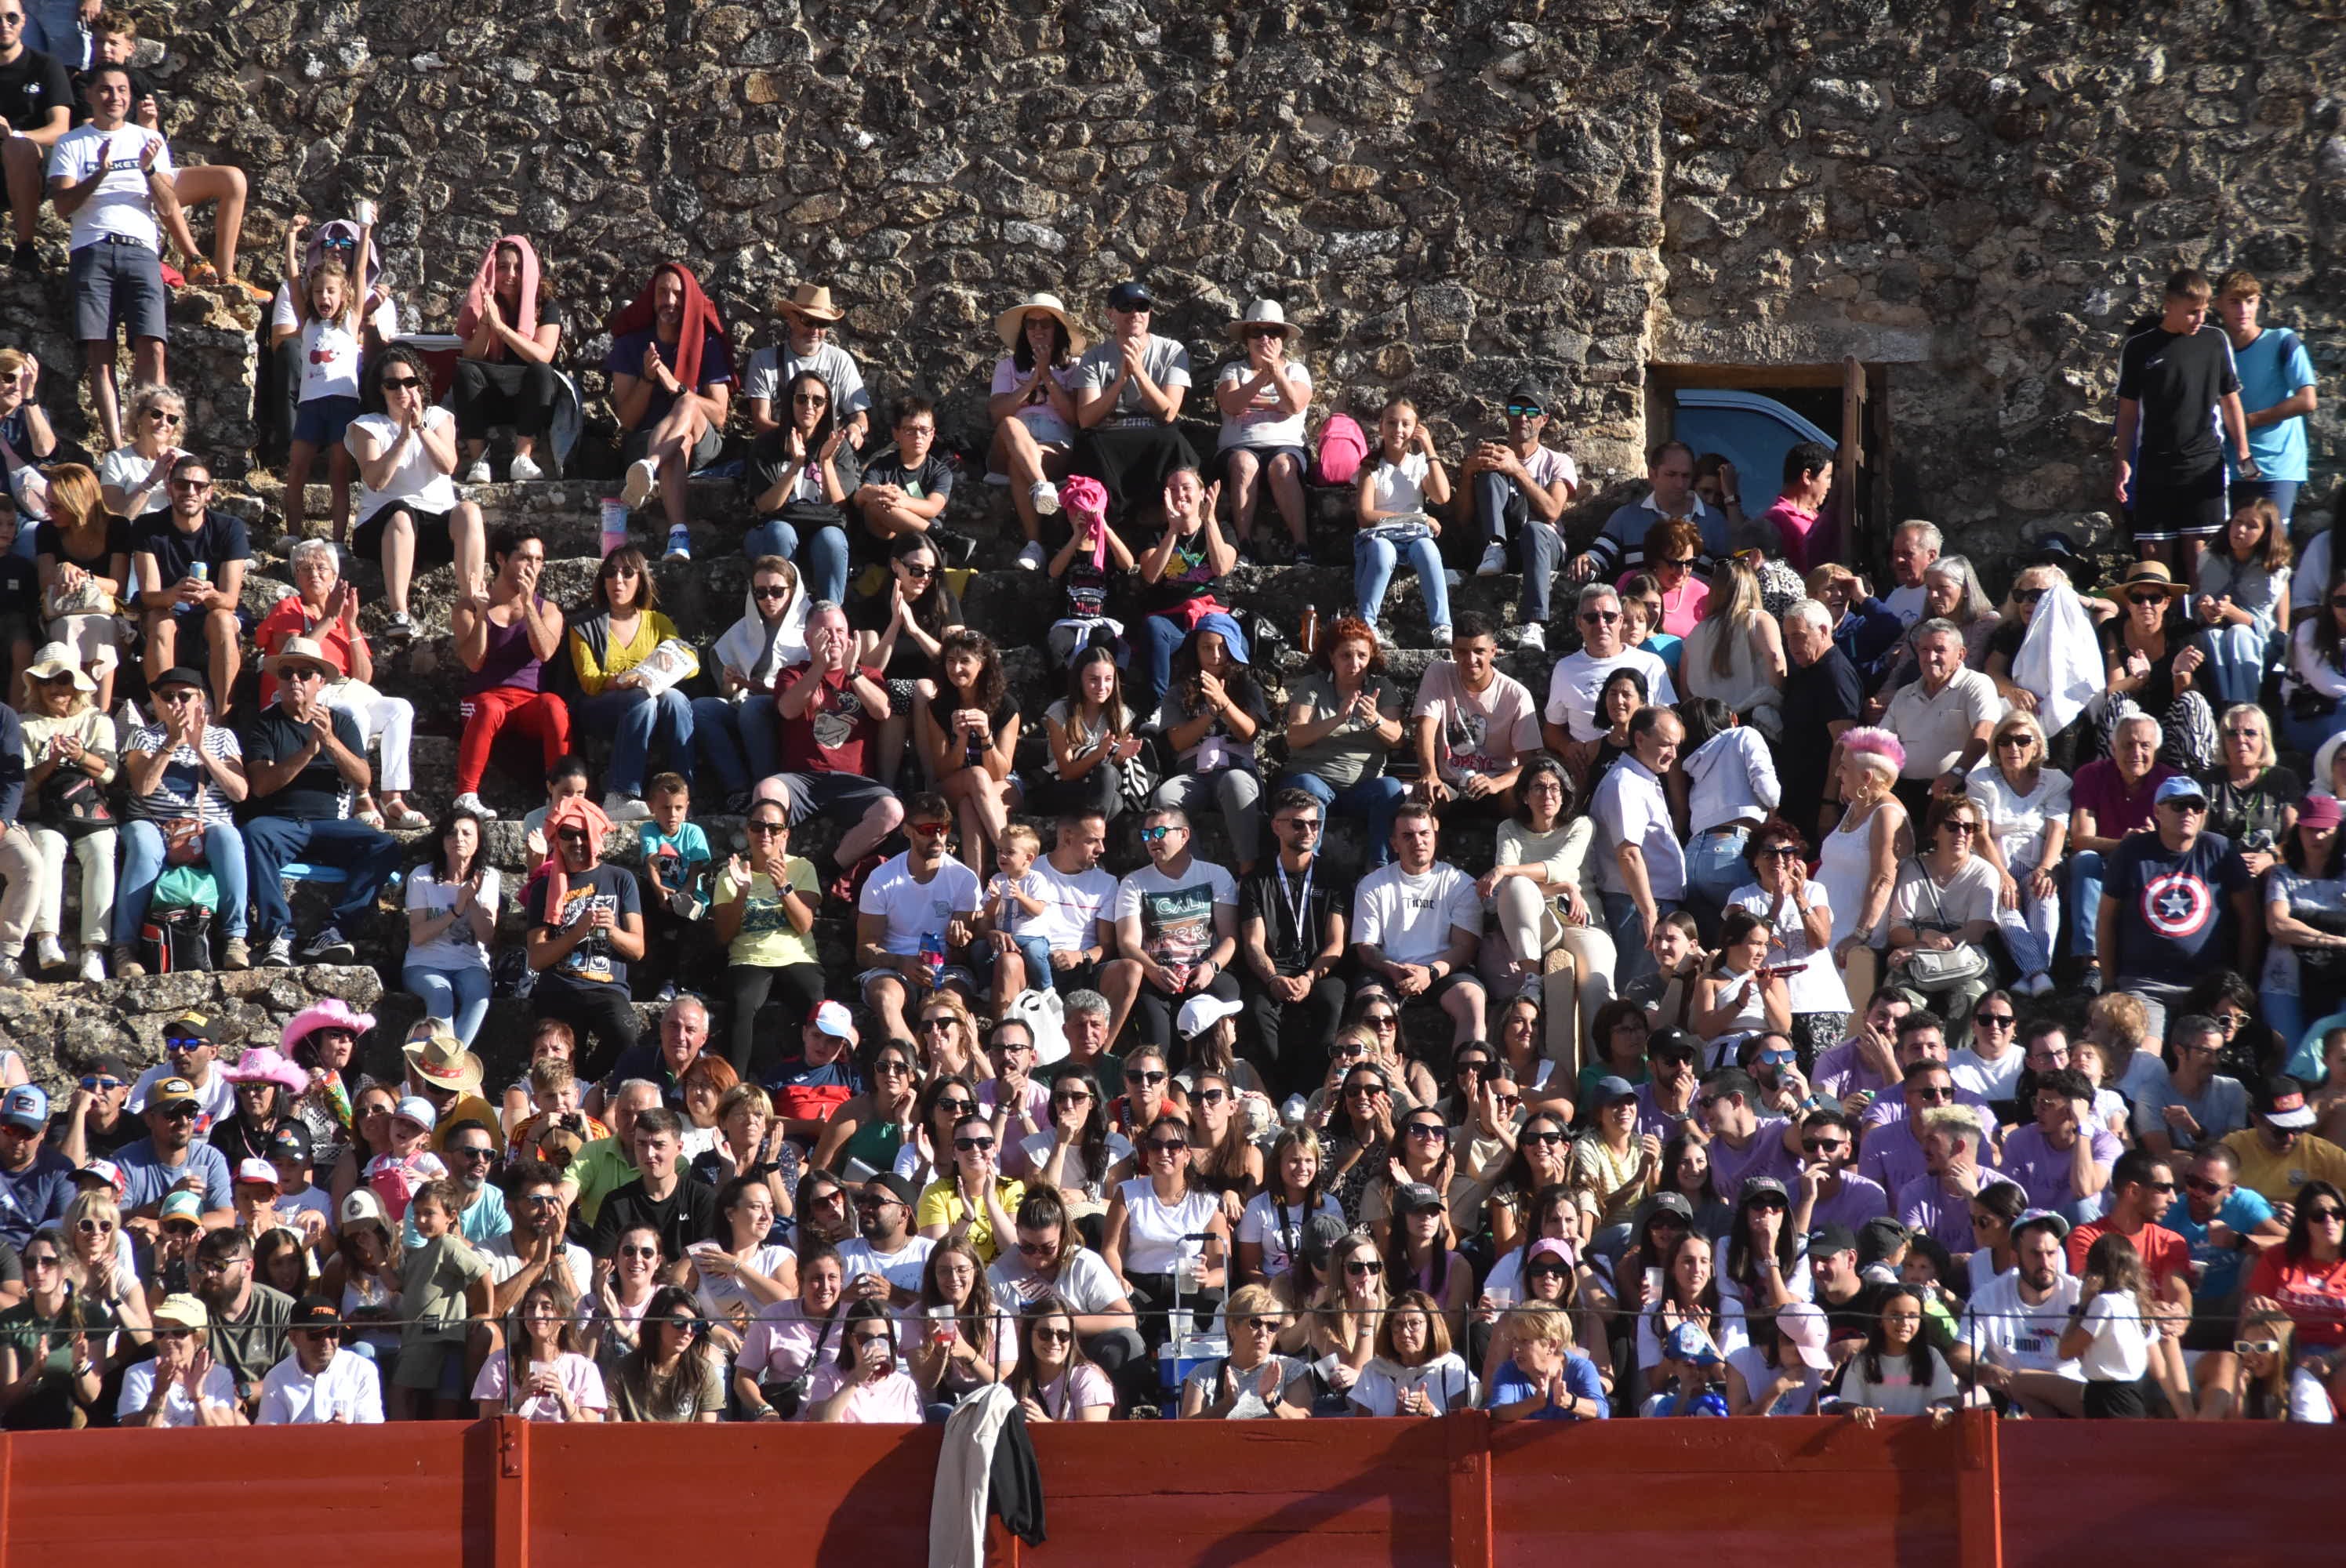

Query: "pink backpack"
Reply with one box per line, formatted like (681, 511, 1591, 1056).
(1313, 414, 1369, 486)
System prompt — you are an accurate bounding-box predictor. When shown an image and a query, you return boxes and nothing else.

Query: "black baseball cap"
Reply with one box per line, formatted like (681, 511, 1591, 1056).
(1506, 380, 1551, 410)
(267, 1123, 314, 1163)
(291, 1294, 343, 1330)
(1106, 281, 1153, 312)
(1648, 1028, 1702, 1064)
(152, 667, 209, 697)
(1807, 1221, 1858, 1258)
(864, 1171, 919, 1207)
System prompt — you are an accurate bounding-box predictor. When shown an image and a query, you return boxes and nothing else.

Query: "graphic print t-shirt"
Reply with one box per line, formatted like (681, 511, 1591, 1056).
(536, 863, 641, 993)
(1113, 859, 1239, 975)
(2105, 831, 2248, 980)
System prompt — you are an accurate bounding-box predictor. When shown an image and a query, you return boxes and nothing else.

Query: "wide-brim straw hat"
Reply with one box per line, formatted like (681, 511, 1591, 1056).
(995, 292, 1086, 354)
(777, 282, 845, 322)
(1226, 298, 1301, 344)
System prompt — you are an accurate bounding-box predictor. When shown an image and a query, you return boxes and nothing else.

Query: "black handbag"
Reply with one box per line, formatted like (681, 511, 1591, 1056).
(2294, 908, 2346, 982)
(41, 770, 114, 840)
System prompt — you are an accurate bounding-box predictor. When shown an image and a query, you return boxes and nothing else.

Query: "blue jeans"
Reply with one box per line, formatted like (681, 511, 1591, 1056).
(2282, 699, 2346, 759)
(1135, 614, 1189, 720)
(1601, 891, 1680, 988)
(575, 687, 695, 797)
(976, 933, 1058, 993)
(2068, 849, 2104, 957)
(405, 964, 493, 1045)
(746, 518, 848, 605)
(2196, 622, 2272, 707)
(1353, 532, 1451, 630)
(1473, 470, 1564, 622)
(692, 695, 783, 797)
(1682, 824, 1753, 942)
(115, 818, 249, 943)
(1276, 771, 1406, 869)
(243, 816, 404, 939)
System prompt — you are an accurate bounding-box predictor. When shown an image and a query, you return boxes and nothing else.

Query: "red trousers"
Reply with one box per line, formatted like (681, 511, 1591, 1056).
(456, 687, 570, 793)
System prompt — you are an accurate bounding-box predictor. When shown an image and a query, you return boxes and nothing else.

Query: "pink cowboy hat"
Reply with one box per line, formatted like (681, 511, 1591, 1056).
(222, 1047, 310, 1096)
(278, 999, 378, 1058)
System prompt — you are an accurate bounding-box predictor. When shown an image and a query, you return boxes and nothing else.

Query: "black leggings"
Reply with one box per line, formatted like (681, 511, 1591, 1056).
(724, 961, 826, 1077)
(453, 358, 561, 441)
(1135, 970, 1242, 1057)
(1019, 766, 1124, 822)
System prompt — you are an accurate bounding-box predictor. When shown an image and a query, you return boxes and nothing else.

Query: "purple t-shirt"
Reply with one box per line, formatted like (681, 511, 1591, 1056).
(1709, 1117, 1799, 1197)
(1813, 1039, 1897, 1103)
(465, 597, 550, 695)
(1898, 1170, 2021, 1254)
(1858, 1120, 1927, 1196)
(1807, 1173, 1893, 1232)
(2068, 758, 2176, 840)
(1634, 1084, 1700, 1144)
(1999, 1123, 2122, 1210)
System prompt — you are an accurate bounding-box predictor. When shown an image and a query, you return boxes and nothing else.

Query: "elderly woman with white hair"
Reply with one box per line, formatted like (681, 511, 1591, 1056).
(1873, 554, 2002, 707)
(251, 538, 428, 830)
(1815, 727, 1910, 1006)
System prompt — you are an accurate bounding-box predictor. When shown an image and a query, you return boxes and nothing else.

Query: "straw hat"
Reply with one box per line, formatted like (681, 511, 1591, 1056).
(2104, 560, 2188, 599)
(776, 283, 845, 322)
(23, 642, 93, 692)
(264, 634, 338, 681)
(1226, 299, 1301, 344)
(401, 1030, 485, 1095)
(994, 291, 1086, 354)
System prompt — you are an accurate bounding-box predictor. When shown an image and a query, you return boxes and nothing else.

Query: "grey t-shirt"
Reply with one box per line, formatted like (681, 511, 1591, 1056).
(1077, 334, 1193, 425)
(1281, 672, 1402, 789)
(741, 339, 870, 419)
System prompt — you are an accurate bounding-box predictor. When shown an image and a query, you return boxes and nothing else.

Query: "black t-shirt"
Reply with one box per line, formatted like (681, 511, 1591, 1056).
(34, 514, 132, 577)
(0, 48, 73, 133)
(2199, 764, 2301, 851)
(535, 861, 642, 995)
(1985, 618, 2026, 666)
(1782, 646, 1862, 815)
(2116, 325, 2240, 480)
(133, 509, 249, 595)
(0, 553, 34, 619)
(847, 582, 961, 682)
(2098, 612, 2189, 717)
(924, 689, 1015, 773)
(241, 703, 365, 821)
(586, 1174, 720, 1260)
(1240, 860, 1350, 976)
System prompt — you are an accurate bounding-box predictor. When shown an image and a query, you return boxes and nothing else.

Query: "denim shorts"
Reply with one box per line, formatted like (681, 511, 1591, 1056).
(70, 238, 168, 344)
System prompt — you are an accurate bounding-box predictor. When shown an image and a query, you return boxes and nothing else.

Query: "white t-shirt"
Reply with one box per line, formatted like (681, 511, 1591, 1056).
(1368, 451, 1431, 516)
(1966, 767, 2073, 874)
(1020, 858, 1117, 952)
(471, 1348, 609, 1421)
(742, 339, 870, 419)
(298, 318, 363, 403)
(2077, 1291, 2158, 1382)
(837, 1235, 936, 1298)
(46, 122, 174, 251)
(1113, 858, 1240, 971)
(474, 1232, 595, 1297)
(858, 853, 983, 958)
(1723, 1345, 1824, 1414)
(1237, 1191, 1346, 1278)
(405, 866, 502, 972)
(1352, 862, 1481, 967)
(991, 358, 1083, 446)
(96, 444, 178, 516)
(987, 1243, 1124, 1314)
(1016, 1129, 1133, 1206)
(128, 1062, 236, 1123)
(257, 1347, 386, 1423)
(1215, 359, 1313, 450)
(1352, 1353, 1476, 1415)
(1116, 1178, 1218, 1275)
(1963, 1269, 2083, 1379)
(1727, 880, 1845, 1014)
(1515, 443, 1580, 498)
(271, 281, 401, 342)
(118, 1360, 241, 1425)
(1948, 1045, 2026, 1102)
(1543, 647, 1677, 745)
(691, 1241, 797, 1322)
(347, 408, 463, 524)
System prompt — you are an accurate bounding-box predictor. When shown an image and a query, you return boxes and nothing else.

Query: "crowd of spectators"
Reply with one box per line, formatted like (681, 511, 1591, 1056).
(0, 15, 2342, 1429)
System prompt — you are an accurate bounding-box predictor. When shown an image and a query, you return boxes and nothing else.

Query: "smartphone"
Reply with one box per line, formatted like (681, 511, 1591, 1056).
(1643, 1267, 1665, 1301)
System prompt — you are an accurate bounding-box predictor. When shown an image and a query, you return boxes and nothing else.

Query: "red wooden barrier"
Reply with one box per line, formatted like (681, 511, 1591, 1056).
(0, 1413, 2327, 1568)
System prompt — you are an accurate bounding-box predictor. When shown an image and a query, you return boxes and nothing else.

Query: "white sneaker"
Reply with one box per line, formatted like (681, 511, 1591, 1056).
(1430, 625, 1454, 648)
(663, 524, 693, 562)
(451, 791, 499, 820)
(461, 459, 492, 485)
(1016, 541, 1047, 572)
(1030, 480, 1061, 517)
(1444, 568, 1464, 588)
(76, 947, 105, 983)
(2022, 971, 2054, 997)
(1516, 621, 1546, 652)
(508, 452, 544, 481)
(32, 935, 66, 973)
(603, 791, 652, 823)
(620, 456, 659, 510)
(1476, 541, 1509, 577)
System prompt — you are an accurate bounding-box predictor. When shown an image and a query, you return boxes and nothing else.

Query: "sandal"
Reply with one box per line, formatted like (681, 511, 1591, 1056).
(354, 794, 387, 830)
(383, 804, 432, 832)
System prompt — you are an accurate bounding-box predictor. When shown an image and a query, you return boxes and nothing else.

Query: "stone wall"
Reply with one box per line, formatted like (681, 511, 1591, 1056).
(84, 0, 2335, 557)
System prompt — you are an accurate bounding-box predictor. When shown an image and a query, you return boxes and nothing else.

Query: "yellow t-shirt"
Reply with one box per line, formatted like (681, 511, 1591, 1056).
(2220, 1129, 2346, 1203)
(914, 1176, 1026, 1264)
(718, 855, 819, 968)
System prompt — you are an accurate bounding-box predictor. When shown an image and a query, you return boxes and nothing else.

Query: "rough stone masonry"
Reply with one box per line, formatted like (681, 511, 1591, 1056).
(15, 0, 2340, 550)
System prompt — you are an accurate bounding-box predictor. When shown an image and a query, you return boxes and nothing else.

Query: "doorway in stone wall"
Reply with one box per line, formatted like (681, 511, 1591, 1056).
(1650, 360, 1892, 572)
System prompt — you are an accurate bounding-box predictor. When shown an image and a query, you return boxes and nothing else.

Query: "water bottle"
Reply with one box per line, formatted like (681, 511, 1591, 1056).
(920, 931, 945, 989)
(599, 498, 630, 557)
(1298, 603, 1319, 658)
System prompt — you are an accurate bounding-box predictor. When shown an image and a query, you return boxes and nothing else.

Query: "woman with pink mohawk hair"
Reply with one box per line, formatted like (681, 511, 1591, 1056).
(1814, 726, 1912, 1007)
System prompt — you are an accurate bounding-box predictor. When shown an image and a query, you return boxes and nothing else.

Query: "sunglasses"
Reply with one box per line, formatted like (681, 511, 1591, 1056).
(1524, 1129, 1567, 1145)
(74, 1218, 114, 1233)
(953, 1136, 996, 1152)
(1404, 1123, 1448, 1141)
(1364, 1015, 1399, 1030)
(1146, 1138, 1188, 1154)
(793, 394, 830, 406)
(1758, 846, 1801, 859)
(747, 820, 786, 835)
(1139, 826, 1178, 842)
(1994, 734, 2036, 749)
(158, 690, 202, 703)
(2235, 1339, 2282, 1356)
(1033, 1327, 1075, 1345)
(450, 1146, 496, 1163)
(2127, 593, 2169, 608)
(1052, 1091, 1094, 1106)
(873, 1059, 913, 1077)
(165, 1037, 205, 1051)
(1660, 555, 1697, 568)
(1243, 325, 1283, 339)
(380, 376, 425, 391)
(2010, 588, 2045, 606)
(901, 563, 935, 579)
(555, 828, 590, 844)
(1578, 610, 1621, 624)
(920, 1018, 959, 1033)
(1748, 1195, 1788, 1213)
(1803, 1139, 1846, 1155)
(1345, 1260, 1384, 1276)
(1278, 818, 1321, 833)
(619, 1245, 660, 1259)
(23, 1254, 58, 1270)
(1237, 1316, 1279, 1332)
(78, 1076, 124, 1091)
(1343, 1083, 1382, 1098)
(2309, 1208, 2346, 1223)
(147, 410, 183, 424)
(934, 1098, 975, 1115)
(752, 585, 790, 601)
(1914, 1087, 1956, 1103)
(1504, 403, 1543, 419)
(854, 1192, 903, 1210)
(1124, 1069, 1168, 1086)
(908, 820, 953, 837)
(1195, 1088, 1229, 1106)
(1017, 1239, 1059, 1258)
(1974, 1012, 2015, 1027)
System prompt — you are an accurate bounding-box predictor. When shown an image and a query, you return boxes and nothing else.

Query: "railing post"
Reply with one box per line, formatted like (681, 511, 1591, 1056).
(1444, 1410, 1492, 1568)
(1954, 1406, 2003, 1568)
(493, 1414, 530, 1568)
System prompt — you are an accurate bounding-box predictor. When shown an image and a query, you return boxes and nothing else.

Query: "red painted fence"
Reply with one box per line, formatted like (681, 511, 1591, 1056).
(0, 1413, 2330, 1568)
